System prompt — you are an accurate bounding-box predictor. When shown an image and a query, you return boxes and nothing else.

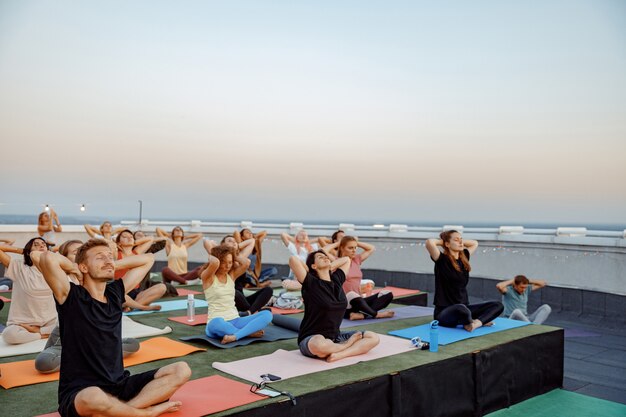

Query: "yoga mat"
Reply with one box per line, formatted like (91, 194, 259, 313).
(121, 316, 173, 339)
(0, 295, 11, 302)
(0, 337, 204, 389)
(0, 318, 171, 359)
(180, 323, 298, 349)
(389, 317, 531, 345)
(35, 375, 265, 417)
(124, 299, 208, 316)
(340, 305, 434, 329)
(213, 333, 415, 382)
(486, 389, 626, 417)
(168, 307, 303, 327)
(372, 286, 421, 297)
(0, 338, 47, 359)
(176, 288, 201, 296)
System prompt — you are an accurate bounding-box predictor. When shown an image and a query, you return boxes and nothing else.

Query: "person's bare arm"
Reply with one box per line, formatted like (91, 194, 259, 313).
(425, 239, 442, 261)
(0, 245, 19, 267)
(281, 232, 294, 246)
(84, 224, 98, 238)
(357, 240, 375, 262)
(530, 279, 547, 291)
(331, 256, 351, 275)
(496, 278, 514, 294)
(231, 248, 252, 278)
(464, 239, 479, 256)
(35, 252, 73, 304)
(133, 237, 154, 254)
(115, 254, 155, 295)
(183, 233, 203, 249)
(289, 256, 308, 284)
(200, 256, 220, 288)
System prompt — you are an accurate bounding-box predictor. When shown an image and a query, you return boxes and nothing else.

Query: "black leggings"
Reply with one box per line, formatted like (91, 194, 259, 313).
(346, 292, 394, 318)
(234, 287, 273, 314)
(434, 301, 504, 328)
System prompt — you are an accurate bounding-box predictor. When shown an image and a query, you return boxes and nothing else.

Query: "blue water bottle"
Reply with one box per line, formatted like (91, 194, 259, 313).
(429, 320, 439, 352)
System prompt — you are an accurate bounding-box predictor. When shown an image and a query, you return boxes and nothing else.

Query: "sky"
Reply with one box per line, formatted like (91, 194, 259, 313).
(0, 0, 625, 226)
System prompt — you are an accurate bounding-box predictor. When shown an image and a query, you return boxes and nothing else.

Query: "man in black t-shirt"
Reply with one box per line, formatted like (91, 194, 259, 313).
(290, 250, 379, 362)
(35, 239, 191, 417)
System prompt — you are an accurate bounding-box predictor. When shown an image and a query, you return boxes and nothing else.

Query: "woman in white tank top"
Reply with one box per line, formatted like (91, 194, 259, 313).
(157, 226, 203, 285)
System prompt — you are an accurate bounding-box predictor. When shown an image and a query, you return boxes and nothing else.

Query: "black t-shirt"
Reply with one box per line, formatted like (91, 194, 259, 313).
(298, 269, 347, 344)
(433, 249, 470, 308)
(56, 280, 127, 403)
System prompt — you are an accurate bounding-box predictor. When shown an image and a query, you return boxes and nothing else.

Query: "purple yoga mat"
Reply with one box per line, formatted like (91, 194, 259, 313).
(340, 305, 434, 329)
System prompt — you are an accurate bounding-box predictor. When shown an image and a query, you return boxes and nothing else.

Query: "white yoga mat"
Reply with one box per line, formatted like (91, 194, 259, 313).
(0, 317, 171, 358)
(212, 333, 415, 383)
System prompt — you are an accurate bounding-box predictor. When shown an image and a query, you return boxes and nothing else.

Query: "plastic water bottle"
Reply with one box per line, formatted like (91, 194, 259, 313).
(186, 294, 195, 322)
(429, 320, 439, 352)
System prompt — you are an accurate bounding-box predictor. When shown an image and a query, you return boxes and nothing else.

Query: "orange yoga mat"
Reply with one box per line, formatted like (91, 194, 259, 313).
(0, 337, 205, 389)
(372, 286, 420, 297)
(168, 307, 303, 326)
(36, 375, 265, 417)
(176, 288, 201, 296)
(0, 295, 10, 302)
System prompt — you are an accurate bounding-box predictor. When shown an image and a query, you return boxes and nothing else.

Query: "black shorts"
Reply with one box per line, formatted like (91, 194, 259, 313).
(128, 288, 140, 300)
(58, 369, 158, 417)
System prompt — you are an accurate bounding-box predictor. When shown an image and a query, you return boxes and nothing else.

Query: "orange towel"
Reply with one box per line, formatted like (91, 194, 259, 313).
(0, 337, 205, 389)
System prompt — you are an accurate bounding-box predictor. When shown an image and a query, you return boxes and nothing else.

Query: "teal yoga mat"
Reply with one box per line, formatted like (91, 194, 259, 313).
(124, 299, 208, 316)
(388, 317, 531, 345)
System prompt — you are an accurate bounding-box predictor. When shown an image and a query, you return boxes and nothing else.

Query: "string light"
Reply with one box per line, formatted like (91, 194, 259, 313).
(80, 204, 86, 212)
(44, 204, 50, 211)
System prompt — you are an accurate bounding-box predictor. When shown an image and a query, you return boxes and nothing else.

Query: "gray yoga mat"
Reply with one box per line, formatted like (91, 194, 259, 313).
(179, 314, 300, 349)
(340, 305, 434, 329)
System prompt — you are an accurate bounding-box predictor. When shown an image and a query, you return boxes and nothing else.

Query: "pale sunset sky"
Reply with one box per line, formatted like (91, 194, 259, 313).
(1, 0, 625, 225)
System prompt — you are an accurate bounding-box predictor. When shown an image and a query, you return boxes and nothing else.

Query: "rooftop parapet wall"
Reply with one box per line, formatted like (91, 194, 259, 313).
(1, 221, 624, 295)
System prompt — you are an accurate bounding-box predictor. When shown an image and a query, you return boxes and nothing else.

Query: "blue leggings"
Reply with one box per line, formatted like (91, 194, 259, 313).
(205, 310, 273, 341)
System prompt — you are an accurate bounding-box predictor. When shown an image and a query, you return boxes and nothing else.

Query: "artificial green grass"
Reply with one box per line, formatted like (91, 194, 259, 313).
(0, 288, 561, 417)
(486, 389, 626, 417)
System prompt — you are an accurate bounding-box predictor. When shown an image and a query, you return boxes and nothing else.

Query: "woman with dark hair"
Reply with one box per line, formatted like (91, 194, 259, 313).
(425, 230, 503, 331)
(201, 243, 272, 344)
(115, 230, 166, 311)
(324, 236, 394, 320)
(0, 237, 78, 344)
(156, 226, 203, 285)
(37, 208, 62, 246)
(319, 230, 345, 257)
(291, 250, 379, 362)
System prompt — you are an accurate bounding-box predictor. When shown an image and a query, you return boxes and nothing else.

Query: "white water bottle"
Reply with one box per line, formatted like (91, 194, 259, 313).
(186, 294, 195, 322)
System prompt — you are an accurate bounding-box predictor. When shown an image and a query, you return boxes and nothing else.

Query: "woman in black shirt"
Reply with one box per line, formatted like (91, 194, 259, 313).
(425, 230, 503, 331)
(290, 250, 379, 362)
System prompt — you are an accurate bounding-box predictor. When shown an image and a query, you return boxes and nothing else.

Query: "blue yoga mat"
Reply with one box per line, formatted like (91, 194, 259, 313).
(340, 305, 434, 329)
(124, 299, 208, 316)
(389, 318, 531, 345)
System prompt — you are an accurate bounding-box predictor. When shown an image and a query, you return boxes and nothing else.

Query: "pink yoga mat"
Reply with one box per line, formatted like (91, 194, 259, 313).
(36, 375, 264, 417)
(176, 288, 202, 296)
(372, 286, 420, 297)
(213, 333, 415, 383)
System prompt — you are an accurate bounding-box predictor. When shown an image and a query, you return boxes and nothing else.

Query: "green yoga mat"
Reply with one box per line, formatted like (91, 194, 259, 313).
(486, 389, 626, 417)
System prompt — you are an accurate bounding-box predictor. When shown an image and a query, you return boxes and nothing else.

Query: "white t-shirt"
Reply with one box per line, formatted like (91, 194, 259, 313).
(287, 241, 319, 277)
(5, 258, 57, 327)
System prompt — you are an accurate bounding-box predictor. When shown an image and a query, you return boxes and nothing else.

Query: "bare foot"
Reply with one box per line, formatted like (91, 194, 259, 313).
(349, 312, 365, 321)
(143, 304, 162, 311)
(342, 331, 363, 349)
(147, 400, 182, 416)
(221, 334, 237, 344)
(483, 321, 494, 327)
(375, 310, 395, 319)
(463, 319, 483, 332)
(258, 280, 272, 288)
(248, 330, 265, 338)
(326, 352, 341, 363)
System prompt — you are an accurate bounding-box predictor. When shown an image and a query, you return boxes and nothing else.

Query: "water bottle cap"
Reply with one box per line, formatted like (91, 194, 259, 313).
(431, 320, 439, 329)
(187, 294, 194, 300)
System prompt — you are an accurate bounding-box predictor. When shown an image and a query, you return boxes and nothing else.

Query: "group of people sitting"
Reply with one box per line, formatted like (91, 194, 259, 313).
(0, 213, 552, 417)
